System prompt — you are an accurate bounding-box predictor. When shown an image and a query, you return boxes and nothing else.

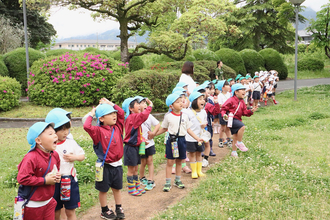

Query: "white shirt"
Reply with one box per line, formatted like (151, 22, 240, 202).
(55, 139, 85, 176)
(179, 73, 196, 94)
(218, 92, 231, 105)
(252, 82, 262, 92)
(266, 83, 274, 94)
(162, 111, 192, 136)
(142, 114, 160, 149)
(184, 108, 207, 142)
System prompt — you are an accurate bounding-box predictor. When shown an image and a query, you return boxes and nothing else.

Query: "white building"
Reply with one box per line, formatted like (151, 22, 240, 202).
(298, 30, 313, 45)
(52, 39, 136, 51)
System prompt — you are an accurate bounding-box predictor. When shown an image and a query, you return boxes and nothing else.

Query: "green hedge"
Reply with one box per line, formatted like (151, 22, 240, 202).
(0, 76, 21, 111)
(27, 52, 128, 107)
(239, 49, 264, 76)
(46, 49, 72, 57)
(298, 58, 324, 71)
(129, 56, 144, 72)
(215, 48, 246, 75)
(193, 49, 219, 61)
(83, 47, 110, 57)
(259, 48, 288, 80)
(0, 57, 9, 76)
(3, 48, 46, 94)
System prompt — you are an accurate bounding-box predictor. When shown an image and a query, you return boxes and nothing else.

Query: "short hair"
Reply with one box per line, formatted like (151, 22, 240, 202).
(55, 121, 71, 132)
(191, 99, 199, 110)
(223, 81, 229, 86)
(216, 60, 222, 66)
(182, 61, 194, 75)
(129, 99, 139, 114)
(207, 82, 215, 90)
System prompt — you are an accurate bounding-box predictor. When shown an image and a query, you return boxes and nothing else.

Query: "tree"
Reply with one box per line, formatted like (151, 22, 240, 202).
(209, 0, 305, 54)
(307, 3, 330, 59)
(48, 0, 238, 62)
(0, 15, 25, 54)
(0, 0, 56, 48)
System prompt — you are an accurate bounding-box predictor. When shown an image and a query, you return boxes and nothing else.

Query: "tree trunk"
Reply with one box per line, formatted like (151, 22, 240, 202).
(119, 19, 130, 63)
(325, 46, 330, 59)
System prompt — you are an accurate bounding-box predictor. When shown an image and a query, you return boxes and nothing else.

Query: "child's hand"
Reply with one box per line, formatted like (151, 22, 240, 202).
(45, 174, 58, 185)
(63, 153, 76, 162)
(201, 124, 207, 129)
(197, 138, 204, 143)
(213, 95, 218, 103)
(100, 97, 114, 106)
(252, 106, 258, 112)
(55, 172, 61, 183)
(90, 107, 96, 117)
(146, 98, 153, 107)
(147, 131, 155, 140)
(223, 114, 228, 121)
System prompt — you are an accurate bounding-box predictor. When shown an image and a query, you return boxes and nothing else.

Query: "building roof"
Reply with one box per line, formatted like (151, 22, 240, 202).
(298, 30, 312, 37)
(56, 39, 135, 44)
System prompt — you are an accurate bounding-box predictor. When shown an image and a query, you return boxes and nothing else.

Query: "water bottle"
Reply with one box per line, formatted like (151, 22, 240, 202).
(60, 176, 71, 201)
(170, 136, 179, 158)
(95, 159, 104, 182)
(139, 141, 146, 155)
(227, 112, 234, 128)
(13, 196, 24, 220)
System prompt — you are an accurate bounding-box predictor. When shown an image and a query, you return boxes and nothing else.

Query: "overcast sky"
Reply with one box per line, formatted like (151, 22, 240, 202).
(48, 0, 329, 39)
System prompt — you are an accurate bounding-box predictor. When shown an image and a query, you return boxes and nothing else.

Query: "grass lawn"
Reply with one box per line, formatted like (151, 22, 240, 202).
(0, 125, 166, 220)
(154, 85, 330, 219)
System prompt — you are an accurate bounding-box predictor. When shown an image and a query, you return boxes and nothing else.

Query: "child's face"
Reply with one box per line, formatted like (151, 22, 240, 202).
(235, 89, 246, 99)
(129, 102, 141, 114)
(170, 98, 183, 112)
(230, 81, 235, 86)
(241, 79, 246, 84)
(36, 126, 58, 152)
(56, 127, 70, 142)
(223, 85, 230, 93)
(140, 100, 147, 110)
(182, 96, 189, 108)
(197, 96, 205, 110)
(254, 78, 259, 82)
(209, 86, 215, 96)
(100, 112, 117, 126)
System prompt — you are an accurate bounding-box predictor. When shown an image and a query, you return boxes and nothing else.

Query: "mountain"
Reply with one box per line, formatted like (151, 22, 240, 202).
(56, 29, 148, 43)
(299, 7, 317, 30)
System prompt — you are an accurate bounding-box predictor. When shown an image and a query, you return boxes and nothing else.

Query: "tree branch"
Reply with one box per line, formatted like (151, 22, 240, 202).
(71, 1, 119, 20)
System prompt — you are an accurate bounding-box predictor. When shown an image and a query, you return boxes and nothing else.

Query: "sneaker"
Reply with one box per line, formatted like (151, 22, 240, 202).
(182, 165, 192, 174)
(171, 166, 176, 174)
(231, 151, 238, 158)
(209, 149, 216, 156)
(174, 180, 185, 189)
(115, 207, 125, 219)
(140, 177, 148, 186)
(202, 158, 209, 167)
(218, 141, 224, 148)
(163, 183, 171, 192)
(236, 142, 248, 152)
(145, 181, 156, 191)
(101, 209, 117, 220)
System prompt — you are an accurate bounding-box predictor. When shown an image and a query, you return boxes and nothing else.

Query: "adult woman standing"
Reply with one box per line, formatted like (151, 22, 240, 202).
(179, 61, 196, 95)
(214, 60, 224, 80)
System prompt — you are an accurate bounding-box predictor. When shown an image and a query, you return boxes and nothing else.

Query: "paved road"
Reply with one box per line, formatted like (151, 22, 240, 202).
(1, 78, 330, 128)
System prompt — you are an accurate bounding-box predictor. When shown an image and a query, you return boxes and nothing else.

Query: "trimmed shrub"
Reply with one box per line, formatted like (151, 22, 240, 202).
(239, 49, 264, 76)
(0, 58, 9, 76)
(3, 48, 46, 94)
(83, 47, 110, 57)
(193, 49, 219, 61)
(185, 55, 196, 61)
(28, 52, 128, 107)
(215, 48, 246, 75)
(194, 60, 236, 80)
(0, 76, 21, 111)
(110, 50, 121, 61)
(129, 56, 144, 72)
(259, 48, 288, 80)
(46, 49, 72, 57)
(298, 58, 324, 71)
(112, 70, 179, 112)
(298, 44, 307, 53)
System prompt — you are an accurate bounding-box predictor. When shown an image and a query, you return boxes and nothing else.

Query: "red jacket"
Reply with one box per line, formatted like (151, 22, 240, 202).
(83, 105, 125, 163)
(205, 102, 220, 115)
(17, 148, 60, 201)
(221, 96, 253, 121)
(124, 106, 152, 147)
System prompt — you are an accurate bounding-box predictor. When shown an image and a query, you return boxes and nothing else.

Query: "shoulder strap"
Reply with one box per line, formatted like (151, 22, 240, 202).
(22, 154, 52, 207)
(233, 101, 241, 116)
(176, 113, 182, 138)
(101, 127, 115, 167)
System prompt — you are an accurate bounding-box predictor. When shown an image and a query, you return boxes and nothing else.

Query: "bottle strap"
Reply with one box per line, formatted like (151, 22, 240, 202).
(176, 113, 182, 138)
(101, 128, 115, 167)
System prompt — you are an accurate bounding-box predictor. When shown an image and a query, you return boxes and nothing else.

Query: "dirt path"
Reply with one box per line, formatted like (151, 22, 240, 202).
(79, 133, 229, 220)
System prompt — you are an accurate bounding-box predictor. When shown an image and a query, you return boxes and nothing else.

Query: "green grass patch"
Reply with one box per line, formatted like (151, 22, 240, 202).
(153, 85, 330, 219)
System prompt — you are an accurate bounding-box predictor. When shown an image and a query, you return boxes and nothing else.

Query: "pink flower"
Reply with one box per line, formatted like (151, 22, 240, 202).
(83, 67, 87, 70)
(83, 84, 87, 87)
(96, 88, 100, 91)
(86, 74, 90, 77)
(12, 92, 14, 94)
(31, 74, 35, 77)
(83, 100, 86, 103)
(26, 88, 28, 92)
(69, 76, 72, 80)
(49, 71, 52, 74)
(3, 90, 7, 93)
(41, 90, 44, 92)
(87, 83, 90, 86)
(63, 79, 66, 82)
(62, 74, 65, 78)
(80, 91, 85, 94)
(92, 73, 95, 77)
(83, 70, 86, 73)
(102, 78, 105, 81)
(109, 70, 113, 74)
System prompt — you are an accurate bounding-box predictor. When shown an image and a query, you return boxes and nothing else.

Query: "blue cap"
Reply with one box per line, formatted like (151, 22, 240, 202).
(45, 110, 70, 129)
(95, 104, 118, 119)
(239, 76, 245, 81)
(122, 97, 138, 119)
(189, 92, 205, 103)
(193, 85, 207, 93)
(231, 83, 246, 96)
(176, 82, 188, 88)
(50, 108, 72, 116)
(217, 80, 226, 91)
(253, 75, 259, 79)
(235, 74, 242, 81)
(227, 78, 233, 82)
(166, 93, 182, 107)
(173, 91, 186, 97)
(172, 87, 186, 94)
(27, 122, 55, 151)
(212, 79, 218, 84)
(133, 95, 146, 103)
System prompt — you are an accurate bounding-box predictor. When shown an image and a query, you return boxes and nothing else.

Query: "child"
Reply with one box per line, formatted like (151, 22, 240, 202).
(136, 96, 160, 191)
(221, 84, 258, 158)
(252, 75, 262, 108)
(17, 122, 61, 220)
(156, 93, 203, 192)
(228, 78, 235, 87)
(264, 79, 278, 106)
(122, 97, 153, 196)
(185, 92, 208, 178)
(217, 80, 232, 148)
(83, 98, 125, 219)
(45, 111, 85, 220)
(48, 108, 74, 140)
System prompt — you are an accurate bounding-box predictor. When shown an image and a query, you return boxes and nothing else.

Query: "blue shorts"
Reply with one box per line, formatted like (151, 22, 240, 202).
(54, 176, 80, 210)
(230, 119, 245, 135)
(124, 144, 141, 166)
(95, 164, 123, 192)
(165, 136, 186, 160)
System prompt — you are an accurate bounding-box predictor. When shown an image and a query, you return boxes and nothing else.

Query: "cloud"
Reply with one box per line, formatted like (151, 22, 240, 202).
(48, 6, 119, 39)
(302, 0, 328, 12)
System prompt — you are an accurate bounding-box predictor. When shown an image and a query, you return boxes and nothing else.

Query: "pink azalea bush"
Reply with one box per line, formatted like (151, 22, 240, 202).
(0, 76, 21, 111)
(27, 52, 128, 107)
